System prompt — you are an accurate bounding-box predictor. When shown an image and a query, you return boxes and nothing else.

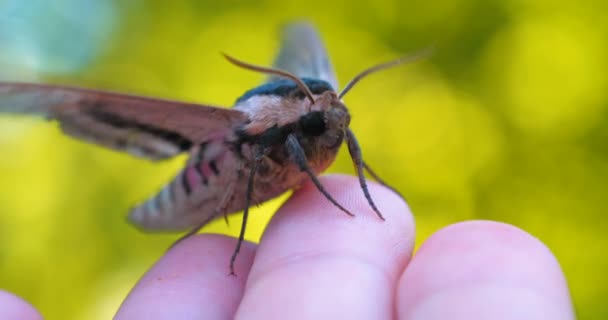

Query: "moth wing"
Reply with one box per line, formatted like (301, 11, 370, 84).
(269, 22, 338, 89)
(0, 82, 248, 160)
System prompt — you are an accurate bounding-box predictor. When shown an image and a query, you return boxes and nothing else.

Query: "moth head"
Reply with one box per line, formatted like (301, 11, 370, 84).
(295, 91, 349, 149)
(223, 51, 430, 149)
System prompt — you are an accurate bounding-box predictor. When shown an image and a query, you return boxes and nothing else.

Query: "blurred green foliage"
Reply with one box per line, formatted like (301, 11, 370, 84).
(0, 0, 606, 318)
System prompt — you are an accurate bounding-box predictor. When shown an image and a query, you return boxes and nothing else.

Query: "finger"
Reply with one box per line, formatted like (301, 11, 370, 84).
(115, 234, 256, 320)
(397, 221, 575, 320)
(0, 290, 43, 320)
(235, 174, 415, 319)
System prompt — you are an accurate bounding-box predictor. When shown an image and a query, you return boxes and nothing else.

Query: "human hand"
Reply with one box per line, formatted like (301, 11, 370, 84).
(2, 175, 575, 319)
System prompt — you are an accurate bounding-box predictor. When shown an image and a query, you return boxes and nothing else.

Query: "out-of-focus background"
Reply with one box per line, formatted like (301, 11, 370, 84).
(0, 0, 605, 318)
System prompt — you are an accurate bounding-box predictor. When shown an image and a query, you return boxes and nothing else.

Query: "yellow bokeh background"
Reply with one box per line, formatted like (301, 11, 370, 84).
(1, 1, 606, 319)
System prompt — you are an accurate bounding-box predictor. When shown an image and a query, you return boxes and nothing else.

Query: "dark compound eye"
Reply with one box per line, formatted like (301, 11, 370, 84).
(299, 111, 326, 137)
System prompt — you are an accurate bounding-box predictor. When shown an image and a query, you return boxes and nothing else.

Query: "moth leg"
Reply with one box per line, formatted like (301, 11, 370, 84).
(255, 155, 284, 183)
(230, 147, 263, 276)
(362, 160, 406, 201)
(217, 179, 237, 226)
(345, 129, 385, 220)
(285, 134, 355, 217)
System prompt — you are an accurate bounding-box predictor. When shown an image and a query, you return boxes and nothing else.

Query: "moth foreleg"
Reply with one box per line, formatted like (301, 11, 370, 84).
(217, 180, 237, 226)
(285, 134, 354, 217)
(362, 161, 406, 201)
(345, 129, 385, 220)
(229, 147, 263, 276)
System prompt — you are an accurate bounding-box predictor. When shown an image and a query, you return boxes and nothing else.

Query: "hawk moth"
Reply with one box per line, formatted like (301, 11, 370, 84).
(0, 22, 423, 274)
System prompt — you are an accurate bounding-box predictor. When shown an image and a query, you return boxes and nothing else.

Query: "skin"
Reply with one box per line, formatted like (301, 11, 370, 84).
(1, 175, 575, 319)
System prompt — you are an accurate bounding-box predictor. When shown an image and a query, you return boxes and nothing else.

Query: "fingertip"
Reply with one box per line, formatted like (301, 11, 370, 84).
(236, 174, 414, 319)
(0, 291, 43, 320)
(279, 174, 411, 228)
(398, 220, 574, 320)
(260, 174, 414, 276)
(116, 234, 256, 320)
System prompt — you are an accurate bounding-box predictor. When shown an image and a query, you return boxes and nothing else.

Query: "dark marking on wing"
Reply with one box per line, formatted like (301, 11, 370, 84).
(0, 82, 249, 160)
(88, 108, 193, 151)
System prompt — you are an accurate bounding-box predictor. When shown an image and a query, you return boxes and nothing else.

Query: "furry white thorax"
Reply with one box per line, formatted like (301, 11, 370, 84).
(233, 93, 331, 134)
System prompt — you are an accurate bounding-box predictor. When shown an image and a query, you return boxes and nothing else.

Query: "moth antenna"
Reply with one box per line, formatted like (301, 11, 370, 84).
(345, 129, 385, 220)
(338, 47, 433, 99)
(222, 53, 316, 104)
(286, 134, 355, 217)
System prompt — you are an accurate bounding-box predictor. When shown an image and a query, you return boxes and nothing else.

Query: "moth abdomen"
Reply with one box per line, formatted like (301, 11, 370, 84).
(128, 139, 243, 231)
(208, 160, 220, 176)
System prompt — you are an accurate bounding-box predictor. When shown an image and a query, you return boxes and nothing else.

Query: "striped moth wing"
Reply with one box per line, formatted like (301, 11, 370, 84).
(269, 22, 338, 89)
(0, 83, 247, 160)
(0, 82, 256, 230)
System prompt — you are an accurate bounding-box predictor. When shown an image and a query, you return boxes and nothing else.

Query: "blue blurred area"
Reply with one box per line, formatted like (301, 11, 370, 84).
(0, 0, 117, 74)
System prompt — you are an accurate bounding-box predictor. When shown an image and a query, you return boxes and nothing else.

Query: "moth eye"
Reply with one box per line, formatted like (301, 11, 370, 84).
(299, 111, 326, 137)
(327, 131, 344, 149)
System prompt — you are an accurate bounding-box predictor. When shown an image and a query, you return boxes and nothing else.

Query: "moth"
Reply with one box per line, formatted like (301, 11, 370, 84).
(0, 23, 422, 274)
